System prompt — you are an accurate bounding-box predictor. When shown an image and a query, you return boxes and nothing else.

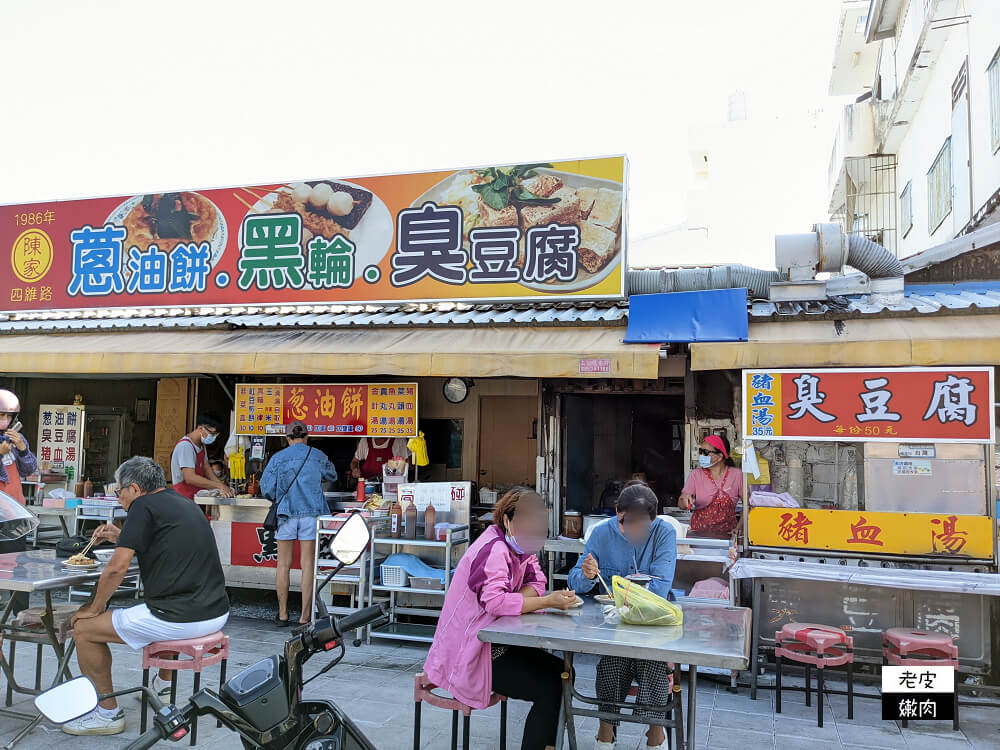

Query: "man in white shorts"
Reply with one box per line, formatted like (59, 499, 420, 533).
(66, 456, 230, 736)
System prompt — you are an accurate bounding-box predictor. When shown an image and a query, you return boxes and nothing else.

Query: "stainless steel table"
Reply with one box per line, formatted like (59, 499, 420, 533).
(479, 599, 750, 750)
(0, 550, 138, 748)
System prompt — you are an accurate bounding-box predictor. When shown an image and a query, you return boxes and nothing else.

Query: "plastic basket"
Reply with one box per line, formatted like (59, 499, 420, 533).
(380, 564, 409, 588)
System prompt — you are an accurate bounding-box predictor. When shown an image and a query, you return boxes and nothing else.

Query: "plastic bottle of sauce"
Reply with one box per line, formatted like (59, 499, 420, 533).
(423, 503, 436, 541)
(83, 478, 93, 499)
(390, 500, 403, 538)
(404, 501, 418, 540)
(356, 477, 366, 504)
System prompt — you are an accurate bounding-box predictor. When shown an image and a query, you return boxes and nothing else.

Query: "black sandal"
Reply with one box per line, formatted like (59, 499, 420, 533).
(274, 615, 291, 627)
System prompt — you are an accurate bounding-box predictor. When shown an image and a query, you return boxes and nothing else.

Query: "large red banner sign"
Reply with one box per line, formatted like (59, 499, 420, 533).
(744, 368, 995, 443)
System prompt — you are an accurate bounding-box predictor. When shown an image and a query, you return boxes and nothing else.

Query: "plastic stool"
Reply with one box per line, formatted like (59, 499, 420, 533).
(775, 622, 854, 728)
(140, 632, 229, 744)
(883, 628, 959, 731)
(413, 672, 507, 750)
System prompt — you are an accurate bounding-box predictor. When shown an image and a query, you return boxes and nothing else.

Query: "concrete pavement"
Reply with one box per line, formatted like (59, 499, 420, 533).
(0, 615, 996, 750)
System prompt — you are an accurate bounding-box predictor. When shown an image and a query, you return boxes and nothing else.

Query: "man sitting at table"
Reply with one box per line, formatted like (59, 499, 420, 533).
(66, 456, 230, 736)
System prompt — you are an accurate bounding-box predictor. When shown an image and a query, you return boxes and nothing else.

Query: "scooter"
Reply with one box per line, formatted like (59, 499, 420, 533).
(33, 512, 387, 750)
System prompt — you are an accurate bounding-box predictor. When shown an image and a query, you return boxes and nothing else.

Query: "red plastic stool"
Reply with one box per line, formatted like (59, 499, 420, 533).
(775, 622, 854, 728)
(140, 632, 230, 744)
(883, 628, 959, 731)
(413, 672, 507, 750)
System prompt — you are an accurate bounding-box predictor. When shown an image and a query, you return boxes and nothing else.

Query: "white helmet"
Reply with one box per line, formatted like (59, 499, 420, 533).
(0, 389, 19, 414)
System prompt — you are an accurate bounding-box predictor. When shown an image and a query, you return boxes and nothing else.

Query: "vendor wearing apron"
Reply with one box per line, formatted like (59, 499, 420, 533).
(0, 389, 37, 506)
(350, 436, 408, 480)
(678, 433, 742, 537)
(170, 413, 234, 500)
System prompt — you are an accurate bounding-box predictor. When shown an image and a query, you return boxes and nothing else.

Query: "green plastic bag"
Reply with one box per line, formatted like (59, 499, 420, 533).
(612, 575, 684, 626)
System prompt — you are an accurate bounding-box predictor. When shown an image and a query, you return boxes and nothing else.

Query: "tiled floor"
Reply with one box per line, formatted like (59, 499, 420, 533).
(0, 616, 996, 749)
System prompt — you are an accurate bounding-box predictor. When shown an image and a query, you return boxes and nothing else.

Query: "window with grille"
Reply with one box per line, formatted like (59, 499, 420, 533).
(900, 181, 913, 238)
(927, 137, 952, 234)
(990, 46, 1000, 153)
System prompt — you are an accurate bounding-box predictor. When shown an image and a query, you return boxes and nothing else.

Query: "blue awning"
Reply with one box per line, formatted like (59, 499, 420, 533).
(625, 288, 749, 343)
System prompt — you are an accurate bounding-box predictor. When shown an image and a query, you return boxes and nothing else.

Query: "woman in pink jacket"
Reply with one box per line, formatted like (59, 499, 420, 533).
(423, 487, 577, 750)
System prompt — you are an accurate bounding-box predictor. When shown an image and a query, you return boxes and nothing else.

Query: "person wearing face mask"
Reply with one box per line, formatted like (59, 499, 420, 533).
(0, 389, 38, 506)
(568, 483, 676, 750)
(678, 434, 742, 537)
(169, 413, 234, 501)
(424, 487, 576, 750)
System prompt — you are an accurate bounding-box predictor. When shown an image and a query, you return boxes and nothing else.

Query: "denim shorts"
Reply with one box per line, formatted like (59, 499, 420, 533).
(275, 515, 317, 541)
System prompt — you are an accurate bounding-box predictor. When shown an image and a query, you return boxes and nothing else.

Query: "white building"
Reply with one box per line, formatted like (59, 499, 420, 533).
(827, 0, 1000, 258)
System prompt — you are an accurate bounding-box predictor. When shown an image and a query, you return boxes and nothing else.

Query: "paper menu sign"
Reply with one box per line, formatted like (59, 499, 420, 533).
(399, 483, 462, 512)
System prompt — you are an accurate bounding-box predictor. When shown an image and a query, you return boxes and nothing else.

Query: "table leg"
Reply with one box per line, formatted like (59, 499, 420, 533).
(1, 714, 44, 750)
(40, 593, 66, 672)
(548, 550, 555, 594)
(560, 652, 578, 750)
(686, 665, 698, 750)
(672, 664, 686, 750)
(750, 582, 760, 701)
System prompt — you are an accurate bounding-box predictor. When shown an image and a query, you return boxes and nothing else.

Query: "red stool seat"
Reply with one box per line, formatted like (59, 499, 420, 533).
(883, 628, 958, 660)
(413, 672, 507, 750)
(141, 632, 229, 671)
(882, 629, 960, 731)
(777, 622, 853, 656)
(140, 632, 230, 745)
(774, 622, 854, 728)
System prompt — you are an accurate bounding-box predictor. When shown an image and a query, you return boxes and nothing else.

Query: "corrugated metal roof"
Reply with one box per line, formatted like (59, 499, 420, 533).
(0, 301, 628, 334)
(750, 282, 1000, 320)
(5, 281, 999, 335)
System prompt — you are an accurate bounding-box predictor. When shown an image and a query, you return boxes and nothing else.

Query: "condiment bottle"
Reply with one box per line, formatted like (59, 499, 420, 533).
(390, 500, 403, 538)
(423, 503, 436, 541)
(356, 477, 366, 503)
(83, 477, 93, 498)
(404, 501, 418, 540)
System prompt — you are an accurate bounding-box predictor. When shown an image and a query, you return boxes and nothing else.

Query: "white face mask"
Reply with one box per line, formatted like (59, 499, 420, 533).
(202, 431, 217, 445)
(698, 454, 713, 469)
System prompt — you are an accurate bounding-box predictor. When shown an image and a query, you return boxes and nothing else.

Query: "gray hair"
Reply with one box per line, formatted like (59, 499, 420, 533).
(115, 456, 166, 493)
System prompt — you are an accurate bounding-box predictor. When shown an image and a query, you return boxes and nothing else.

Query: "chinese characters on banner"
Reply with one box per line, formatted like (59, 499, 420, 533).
(235, 383, 418, 437)
(1, 158, 626, 313)
(744, 368, 994, 443)
(36, 404, 85, 477)
(747, 507, 994, 558)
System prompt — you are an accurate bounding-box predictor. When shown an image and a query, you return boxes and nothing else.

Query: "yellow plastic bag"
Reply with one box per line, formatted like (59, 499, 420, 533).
(407, 431, 430, 467)
(612, 575, 684, 627)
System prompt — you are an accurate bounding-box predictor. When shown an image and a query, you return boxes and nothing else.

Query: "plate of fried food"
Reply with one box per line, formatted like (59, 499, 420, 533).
(412, 164, 625, 293)
(63, 553, 99, 570)
(237, 180, 393, 282)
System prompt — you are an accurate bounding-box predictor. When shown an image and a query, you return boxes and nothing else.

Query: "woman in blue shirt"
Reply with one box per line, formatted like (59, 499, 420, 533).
(260, 420, 338, 626)
(568, 483, 676, 750)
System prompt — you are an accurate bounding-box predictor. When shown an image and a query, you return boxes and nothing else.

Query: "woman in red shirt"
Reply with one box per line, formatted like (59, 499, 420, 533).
(678, 434, 743, 537)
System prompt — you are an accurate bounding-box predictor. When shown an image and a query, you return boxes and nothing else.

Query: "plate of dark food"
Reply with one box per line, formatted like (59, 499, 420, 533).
(240, 180, 393, 282)
(106, 192, 228, 276)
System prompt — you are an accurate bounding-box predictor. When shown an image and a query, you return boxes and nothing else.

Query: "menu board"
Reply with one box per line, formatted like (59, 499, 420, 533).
(235, 382, 418, 437)
(36, 404, 85, 477)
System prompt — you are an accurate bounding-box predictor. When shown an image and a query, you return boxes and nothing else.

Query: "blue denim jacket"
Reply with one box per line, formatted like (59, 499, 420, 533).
(260, 442, 338, 519)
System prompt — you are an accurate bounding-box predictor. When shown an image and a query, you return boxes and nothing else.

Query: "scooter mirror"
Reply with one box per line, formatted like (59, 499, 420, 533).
(329, 513, 371, 566)
(34, 676, 99, 724)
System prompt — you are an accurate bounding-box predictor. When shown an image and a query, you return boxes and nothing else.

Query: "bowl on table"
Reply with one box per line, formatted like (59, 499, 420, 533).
(92, 549, 115, 563)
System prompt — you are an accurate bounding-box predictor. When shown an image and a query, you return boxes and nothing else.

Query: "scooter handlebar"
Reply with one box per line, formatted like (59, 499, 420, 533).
(123, 726, 165, 750)
(310, 604, 387, 650)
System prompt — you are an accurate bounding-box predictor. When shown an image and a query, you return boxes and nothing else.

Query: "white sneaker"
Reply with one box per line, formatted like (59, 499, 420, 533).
(595, 738, 617, 750)
(61, 707, 126, 736)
